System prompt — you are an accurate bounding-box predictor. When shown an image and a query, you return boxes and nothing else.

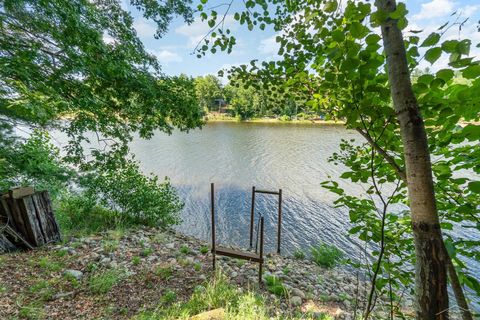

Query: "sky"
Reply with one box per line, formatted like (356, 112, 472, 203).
(123, 0, 480, 77)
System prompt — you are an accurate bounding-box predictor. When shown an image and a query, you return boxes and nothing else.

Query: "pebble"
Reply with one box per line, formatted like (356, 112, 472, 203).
(290, 296, 302, 307)
(64, 269, 83, 281)
(291, 288, 305, 299)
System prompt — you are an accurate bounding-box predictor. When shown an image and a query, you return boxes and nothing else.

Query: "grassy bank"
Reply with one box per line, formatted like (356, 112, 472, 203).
(0, 227, 381, 319)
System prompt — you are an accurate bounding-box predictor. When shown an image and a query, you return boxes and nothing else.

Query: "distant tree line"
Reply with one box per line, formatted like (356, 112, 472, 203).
(193, 74, 327, 120)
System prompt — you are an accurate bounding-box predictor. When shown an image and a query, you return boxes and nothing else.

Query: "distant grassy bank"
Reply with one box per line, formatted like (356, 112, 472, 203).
(205, 114, 345, 125)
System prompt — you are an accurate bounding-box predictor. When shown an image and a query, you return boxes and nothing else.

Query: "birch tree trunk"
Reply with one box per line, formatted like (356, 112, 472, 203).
(375, 0, 449, 318)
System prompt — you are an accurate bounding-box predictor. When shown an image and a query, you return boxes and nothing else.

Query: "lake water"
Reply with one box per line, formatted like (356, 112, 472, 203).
(130, 122, 369, 258)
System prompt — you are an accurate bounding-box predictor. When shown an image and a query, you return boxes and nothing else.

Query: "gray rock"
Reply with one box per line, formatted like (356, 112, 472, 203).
(165, 243, 175, 249)
(291, 288, 305, 299)
(100, 257, 111, 265)
(291, 295, 303, 307)
(64, 269, 83, 280)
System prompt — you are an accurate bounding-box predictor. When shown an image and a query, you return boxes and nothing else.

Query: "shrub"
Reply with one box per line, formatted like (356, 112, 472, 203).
(199, 245, 209, 254)
(55, 194, 121, 236)
(310, 242, 343, 268)
(80, 161, 184, 227)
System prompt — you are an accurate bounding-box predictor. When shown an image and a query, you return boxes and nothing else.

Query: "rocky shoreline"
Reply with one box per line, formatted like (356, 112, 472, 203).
(0, 227, 406, 319)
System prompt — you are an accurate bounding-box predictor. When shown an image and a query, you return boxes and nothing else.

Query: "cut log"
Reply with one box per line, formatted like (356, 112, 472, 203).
(0, 189, 61, 253)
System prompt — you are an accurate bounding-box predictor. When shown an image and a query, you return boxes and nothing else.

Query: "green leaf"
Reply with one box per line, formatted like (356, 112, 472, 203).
(365, 34, 381, 45)
(436, 69, 454, 82)
(350, 22, 367, 39)
(425, 47, 442, 64)
(420, 33, 440, 47)
(390, 3, 408, 19)
(462, 64, 480, 79)
(332, 30, 345, 42)
(324, 1, 338, 13)
(468, 181, 480, 193)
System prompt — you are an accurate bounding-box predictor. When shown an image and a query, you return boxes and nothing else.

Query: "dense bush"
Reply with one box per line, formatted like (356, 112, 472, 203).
(81, 161, 184, 227)
(310, 242, 343, 268)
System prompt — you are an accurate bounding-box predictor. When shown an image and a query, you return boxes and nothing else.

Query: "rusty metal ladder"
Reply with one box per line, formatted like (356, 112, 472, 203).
(211, 183, 283, 284)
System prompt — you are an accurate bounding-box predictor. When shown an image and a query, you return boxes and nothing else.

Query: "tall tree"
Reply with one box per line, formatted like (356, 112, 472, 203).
(376, 0, 449, 317)
(194, 75, 223, 111)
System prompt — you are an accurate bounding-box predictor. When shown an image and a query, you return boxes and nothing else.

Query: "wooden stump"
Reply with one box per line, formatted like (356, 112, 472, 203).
(0, 187, 61, 252)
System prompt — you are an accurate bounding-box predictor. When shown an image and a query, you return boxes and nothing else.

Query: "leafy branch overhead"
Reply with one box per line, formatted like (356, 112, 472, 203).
(0, 0, 203, 167)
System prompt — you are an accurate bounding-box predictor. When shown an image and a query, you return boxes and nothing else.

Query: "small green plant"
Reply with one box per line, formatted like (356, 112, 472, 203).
(132, 256, 141, 266)
(152, 233, 167, 244)
(199, 245, 209, 254)
(310, 242, 343, 268)
(87, 262, 98, 272)
(63, 273, 80, 288)
(141, 247, 154, 257)
(102, 240, 119, 253)
(88, 269, 123, 294)
(315, 312, 334, 320)
(319, 294, 330, 302)
(54, 249, 68, 257)
(293, 250, 305, 260)
(282, 266, 291, 275)
(264, 275, 287, 297)
(19, 300, 45, 319)
(235, 258, 246, 267)
(194, 262, 202, 272)
(29, 280, 55, 301)
(155, 265, 173, 280)
(179, 245, 190, 255)
(38, 257, 62, 272)
(160, 290, 177, 305)
(0, 284, 7, 293)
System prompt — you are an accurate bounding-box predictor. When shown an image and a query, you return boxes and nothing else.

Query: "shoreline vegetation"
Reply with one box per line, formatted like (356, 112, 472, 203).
(204, 113, 345, 125)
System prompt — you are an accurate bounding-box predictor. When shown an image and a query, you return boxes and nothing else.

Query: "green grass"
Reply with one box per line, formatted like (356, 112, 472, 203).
(199, 245, 209, 254)
(160, 290, 177, 305)
(310, 242, 343, 268)
(55, 194, 126, 237)
(88, 269, 124, 294)
(19, 300, 45, 320)
(132, 256, 141, 266)
(102, 240, 119, 253)
(141, 247, 154, 257)
(193, 262, 202, 272)
(179, 245, 190, 255)
(264, 275, 287, 297)
(293, 250, 305, 260)
(38, 257, 63, 272)
(132, 272, 316, 320)
(154, 265, 173, 280)
(29, 280, 55, 301)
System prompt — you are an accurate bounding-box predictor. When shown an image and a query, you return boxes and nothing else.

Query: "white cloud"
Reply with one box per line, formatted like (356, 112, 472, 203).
(133, 18, 157, 38)
(259, 34, 280, 55)
(154, 49, 182, 64)
(175, 15, 238, 48)
(414, 0, 456, 20)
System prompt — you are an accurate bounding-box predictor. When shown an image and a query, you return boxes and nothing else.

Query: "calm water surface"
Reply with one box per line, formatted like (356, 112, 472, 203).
(130, 122, 367, 257)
